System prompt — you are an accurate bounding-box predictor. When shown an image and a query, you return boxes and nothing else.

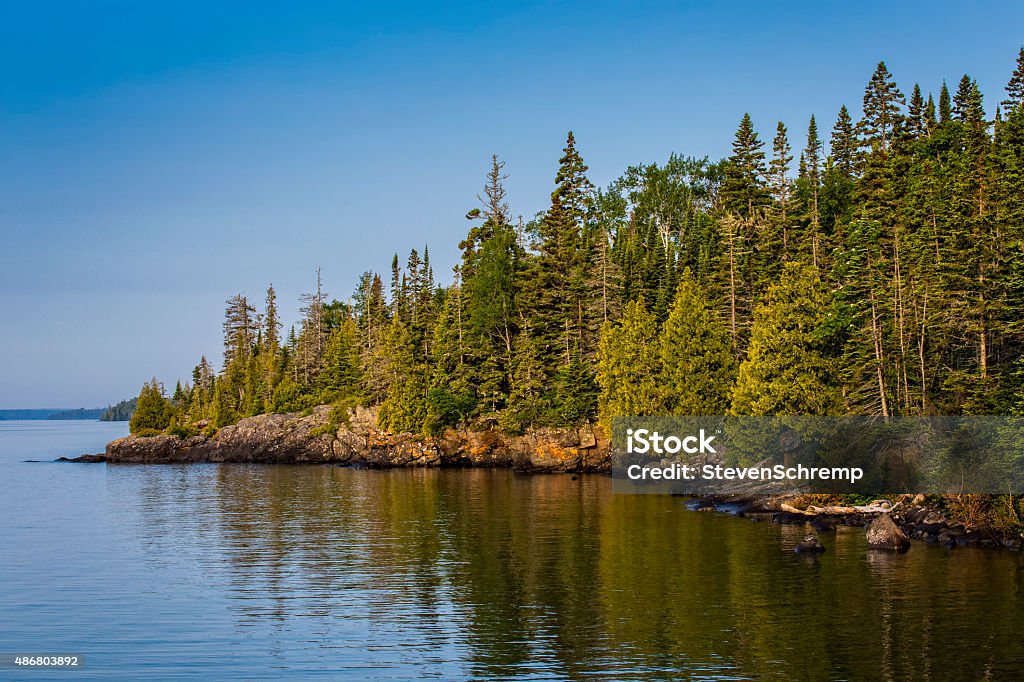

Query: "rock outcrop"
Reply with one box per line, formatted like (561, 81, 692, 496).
(105, 405, 611, 472)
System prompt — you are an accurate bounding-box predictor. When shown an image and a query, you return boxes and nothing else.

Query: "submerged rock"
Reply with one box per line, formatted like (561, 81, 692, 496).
(811, 515, 838, 532)
(866, 514, 911, 552)
(794, 533, 826, 553)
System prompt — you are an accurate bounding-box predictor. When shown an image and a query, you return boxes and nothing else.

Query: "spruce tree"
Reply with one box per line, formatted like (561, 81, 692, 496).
(723, 113, 768, 218)
(212, 376, 239, 428)
(461, 156, 522, 404)
(502, 323, 547, 432)
(730, 263, 843, 415)
(376, 318, 427, 433)
(261, 285, 281, 404)
(553, 349, 597, 425)
(223, 294, 256, 368)
(129, 379, 173, 434)
(769, 121, 793, 255)
(522, 131, 594, 380)
(861, 61, 905, 151)
(1002, 47, 1024, 112)
(425, 291, 476, 433)
(318, 317, 363, 402)
(596, 299, 662, 431)
(830, 105, 859, 179)
(939, 81, 952, 123)
(659, 270, 736, 415)
(924, 93, 937, 132)
(804, 115, 823, 265)
(908, 83, 925, 137)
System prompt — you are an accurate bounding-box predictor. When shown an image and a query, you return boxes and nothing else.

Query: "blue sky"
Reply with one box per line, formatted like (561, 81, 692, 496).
(1, 1, 1022, 408)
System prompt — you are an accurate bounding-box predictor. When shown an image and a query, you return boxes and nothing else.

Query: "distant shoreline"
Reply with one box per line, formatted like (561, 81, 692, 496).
(0, 408, 108, 421)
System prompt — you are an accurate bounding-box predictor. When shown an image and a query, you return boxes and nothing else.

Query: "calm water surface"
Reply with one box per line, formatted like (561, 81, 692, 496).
(2, 420, 1024, 680)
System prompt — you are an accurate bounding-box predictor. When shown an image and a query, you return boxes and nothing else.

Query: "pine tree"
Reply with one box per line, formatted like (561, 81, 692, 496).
(659, 270, 736, 415)
(730, 263, 843, 415)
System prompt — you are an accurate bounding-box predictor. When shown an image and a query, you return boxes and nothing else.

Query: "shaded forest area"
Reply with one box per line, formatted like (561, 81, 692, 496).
(131, 53, 1024, 443)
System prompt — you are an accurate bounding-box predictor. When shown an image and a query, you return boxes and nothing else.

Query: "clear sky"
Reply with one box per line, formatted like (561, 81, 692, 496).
(1, 1, 1022, 408)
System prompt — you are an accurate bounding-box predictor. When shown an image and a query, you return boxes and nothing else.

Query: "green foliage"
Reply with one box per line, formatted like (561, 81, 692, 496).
(309, 396, 363, 438)
(722, 113, 767, 218)
(144, 50, 1024, 439)
(659, 270, 736, 415)
(129, 379, 172, 435)
(424, 384, 476, 436)
(501, 324, 547, 433)
(731, 263, 843, 416)
(861, 60, 905, 151)
(318, 317, 363, 403)
(376, 319, 428, 433)
(166, 418, 198, 440)
(553, 351, 597, 426)
(596, 299, 662, 431)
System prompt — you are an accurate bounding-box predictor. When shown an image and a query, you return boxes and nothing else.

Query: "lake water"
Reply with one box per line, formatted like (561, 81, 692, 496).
(2, 420, 1024, 680)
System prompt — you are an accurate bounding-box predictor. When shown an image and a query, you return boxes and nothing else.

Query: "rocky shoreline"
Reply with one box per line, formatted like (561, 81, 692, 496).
(72, 404, 1024, 553)
(686, 494, 1024, 552)
(101, 405, 610, 472)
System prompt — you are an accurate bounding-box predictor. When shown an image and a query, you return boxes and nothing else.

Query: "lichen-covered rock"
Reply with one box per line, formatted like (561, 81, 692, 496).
(866, 514, 911, 551)
(105, 405, 611, 473)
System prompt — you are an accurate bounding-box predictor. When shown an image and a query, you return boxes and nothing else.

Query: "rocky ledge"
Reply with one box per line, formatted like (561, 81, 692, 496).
(105, 405, 611, 473)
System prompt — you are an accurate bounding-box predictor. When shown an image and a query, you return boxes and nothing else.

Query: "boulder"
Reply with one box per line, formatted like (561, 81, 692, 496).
(794, 533, 825, 553)
(866, 514, 911, 551)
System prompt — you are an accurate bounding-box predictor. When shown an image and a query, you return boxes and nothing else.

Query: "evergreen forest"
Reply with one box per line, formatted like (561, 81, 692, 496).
(131, 53, 1024, 441)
